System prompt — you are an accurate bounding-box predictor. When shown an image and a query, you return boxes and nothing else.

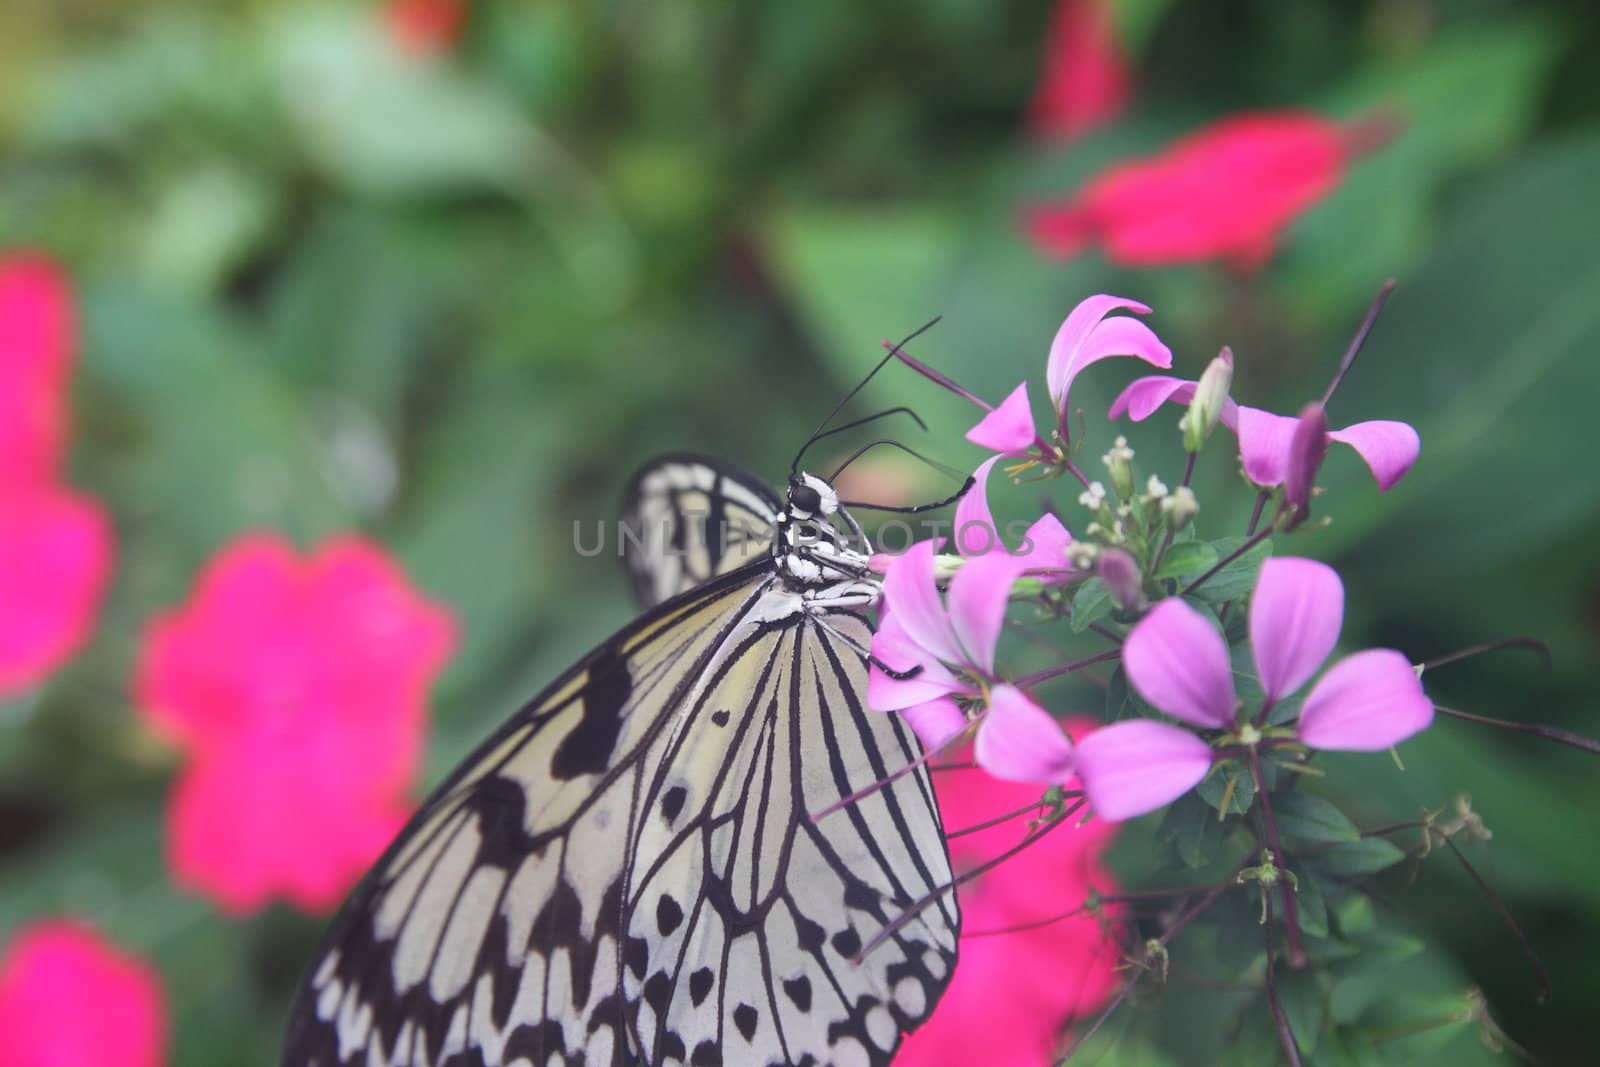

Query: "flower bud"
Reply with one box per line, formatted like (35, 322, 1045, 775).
(1282, 402, 1329, 527)
(1182, 347, 1234, 453)
(1101, 436, 1136, 499)
(1160, 486, 1198, 530)
(1096, 547, 1145, 612)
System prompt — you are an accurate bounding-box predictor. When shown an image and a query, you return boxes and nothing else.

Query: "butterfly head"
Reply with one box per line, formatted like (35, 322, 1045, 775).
(776, 472, 873, 592)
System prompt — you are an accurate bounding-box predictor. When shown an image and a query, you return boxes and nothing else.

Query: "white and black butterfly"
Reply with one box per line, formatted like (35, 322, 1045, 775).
(281, 431, 964, 1065)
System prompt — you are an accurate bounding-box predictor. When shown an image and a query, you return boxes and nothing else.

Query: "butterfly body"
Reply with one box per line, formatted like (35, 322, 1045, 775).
(283, 456, 957, 1067)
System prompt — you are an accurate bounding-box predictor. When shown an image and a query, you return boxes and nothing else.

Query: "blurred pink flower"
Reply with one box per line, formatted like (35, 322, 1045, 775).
(1025, 112, 1349, 270)
(1026, 0, 1131, 142)
(898, 731, 1120, 1065)
(0, 256, 73, 488)
(1076, 558, 1433, 819)
(0, 253, 115, 699)
(1109, 374, 1419, 493)
(386, 0, 468, 54)
(135, 535, 456, 914)
(0, 487, 115, 698)
(0, 920, 166, 1067)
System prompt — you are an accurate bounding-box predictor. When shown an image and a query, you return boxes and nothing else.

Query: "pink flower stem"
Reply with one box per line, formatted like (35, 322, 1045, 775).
(1014, 647, 1123, 688)
(1244, 490, 1270, 536)
(1060, 454, 1093, 490)
(1247, 747, 1306, 967)
(1433, 704, 1600, 756)
(944, 794, 1080, 840)
(1422, 637, 1550, 674)
(1440, 836, 1550, 1003)
(1180, 527, 1272, 598)
(1320, 278, 1395, 408)
(1262, 892, 1306, 1067)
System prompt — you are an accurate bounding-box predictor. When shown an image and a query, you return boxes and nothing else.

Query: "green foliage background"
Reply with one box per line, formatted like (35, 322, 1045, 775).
(1, 1, 1597, 1063)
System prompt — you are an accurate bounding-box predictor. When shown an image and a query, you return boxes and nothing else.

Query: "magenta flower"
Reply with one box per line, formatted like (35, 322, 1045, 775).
(135, 535, 456, 914)
(966, 295, 1172, 456)
(951, 457, 1073, 571)
(0, 921, 166, 1067)
(868, 541, 1074, 782)
(1075, 557, 1433, 820)
(1109, 373, 1419, 493)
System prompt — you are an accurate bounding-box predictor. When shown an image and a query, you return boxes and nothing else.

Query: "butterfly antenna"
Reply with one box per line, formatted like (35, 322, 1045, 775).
(828, 438, 964, 483)
(791, 317, 944, 480)
(804, 405, 929, 451)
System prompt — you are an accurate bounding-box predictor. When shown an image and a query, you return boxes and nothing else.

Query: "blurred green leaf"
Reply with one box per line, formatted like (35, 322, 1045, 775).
(1313, 838, 1407, 878)
(1071, 577, 1113, 632)
(1275, 790, 1362, 845)
(1190, 536, 1272, 604)
(1154, 539, 1218, 579)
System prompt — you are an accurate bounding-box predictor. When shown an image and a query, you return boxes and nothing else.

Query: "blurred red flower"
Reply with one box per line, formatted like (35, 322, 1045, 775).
(0, 487, 114, 697)
(136, 536, 456, 915)
(0, 920, 166, 1067)
(898, 725, 1122, 1066)
(1027, 0, 1131, 142)
(386, 0, 468, 54)
(0, 254, 115, 699)
(1026, 112, 1350, 270)
(0, 257, 73, 488)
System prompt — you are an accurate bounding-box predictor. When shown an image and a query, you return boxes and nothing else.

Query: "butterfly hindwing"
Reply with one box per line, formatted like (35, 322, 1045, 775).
(621, 453, 782, 610)
(282, 549, 958, 1065)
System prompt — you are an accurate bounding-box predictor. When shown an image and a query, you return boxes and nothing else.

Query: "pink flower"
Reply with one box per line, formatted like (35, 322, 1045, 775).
(951, 457, 1073, 571)
(898, 732, 1120, 1065)
(1025, 112, 1349, 270)
(0, 256, 73, 488)
(1076, 558, 1433, 819)
(868, 542, 1074, 782)
(1026, 0, 1131, 143)
(1109, 374, 1419, 493)
(0, 487, 115, 698)
(0, 921, 166, 1067)
(966, 295, 1171, 455)
(135, 536, 456, 914)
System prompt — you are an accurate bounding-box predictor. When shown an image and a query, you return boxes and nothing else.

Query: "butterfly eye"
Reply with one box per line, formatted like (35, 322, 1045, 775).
(790, 483, 823, 515)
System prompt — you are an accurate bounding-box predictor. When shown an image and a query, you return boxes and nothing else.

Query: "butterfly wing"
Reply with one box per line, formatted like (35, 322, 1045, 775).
(620, 453, 782, 610)
(281, 565, 957, 1067)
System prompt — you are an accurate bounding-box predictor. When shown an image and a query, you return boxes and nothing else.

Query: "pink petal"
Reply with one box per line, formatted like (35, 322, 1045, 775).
(880, 540, 964, 665)
(1025, 0, 1131, 143)
(1020, 513, 1073, 577)
(973, 685, 1075, 783)
(966, 383, 1039, 457)
(868, 615, 966, 711)
(1107, 376, 1196, 422)
(0, 921, 167, 1067)
(953, 457, 1001, 557)
(0, 255, 74, 488)
(1296, 648, 1433, 752)
(1329, 420, 1420, 492)
(1235, 405, 1300, 486)
(946, 551, 1030, 674)
(1121, 599, 1236, 728)
(1045, 294, 1164, 408)
(1074, 720, 1214, 821)
(1249, 557, 1343, 702)
(901, 697, 969, 752)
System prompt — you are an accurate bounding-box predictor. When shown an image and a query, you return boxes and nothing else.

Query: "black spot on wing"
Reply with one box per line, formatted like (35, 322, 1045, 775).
(733, 1002, 759, 1041)
(795, 917, 825, 954)
(656, 894, 684, 936)
(661, 784, 687, 822)
(710, 709, 730, 728)
(551, 643, 632, 780)
(689, 967, 714, 1007)
(830, 927, 861, 958)
(691, 1039, 723, 1066)
(782, 975, 812, 1012)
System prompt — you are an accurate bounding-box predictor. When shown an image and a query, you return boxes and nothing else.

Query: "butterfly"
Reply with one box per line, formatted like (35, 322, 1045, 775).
(281, 437, 963, 1066)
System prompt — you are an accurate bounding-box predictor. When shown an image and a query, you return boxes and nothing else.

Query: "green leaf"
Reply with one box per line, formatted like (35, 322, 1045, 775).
(1197, 758, 1255, 816)
(1277, 969, 1324, 1057)
(1272, 791, 1360, 845)
(1188, 536, 1272, 605)
(1312, 838, 1406, 878)
(1154, 539, 1219, 580)
(1294, 865, 1330, 939)
(1069, 578, 1113, 633)
(1159, 792, 1225, 869)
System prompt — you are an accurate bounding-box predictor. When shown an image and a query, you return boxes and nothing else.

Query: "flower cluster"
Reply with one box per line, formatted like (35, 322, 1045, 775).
(0, 255, 114, 699)
(135, 536, 455, 914)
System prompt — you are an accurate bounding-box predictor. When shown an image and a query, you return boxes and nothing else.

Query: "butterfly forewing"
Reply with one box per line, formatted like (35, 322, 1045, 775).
(621, 454, 781, 609)
(283, 457, 958, 1067)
